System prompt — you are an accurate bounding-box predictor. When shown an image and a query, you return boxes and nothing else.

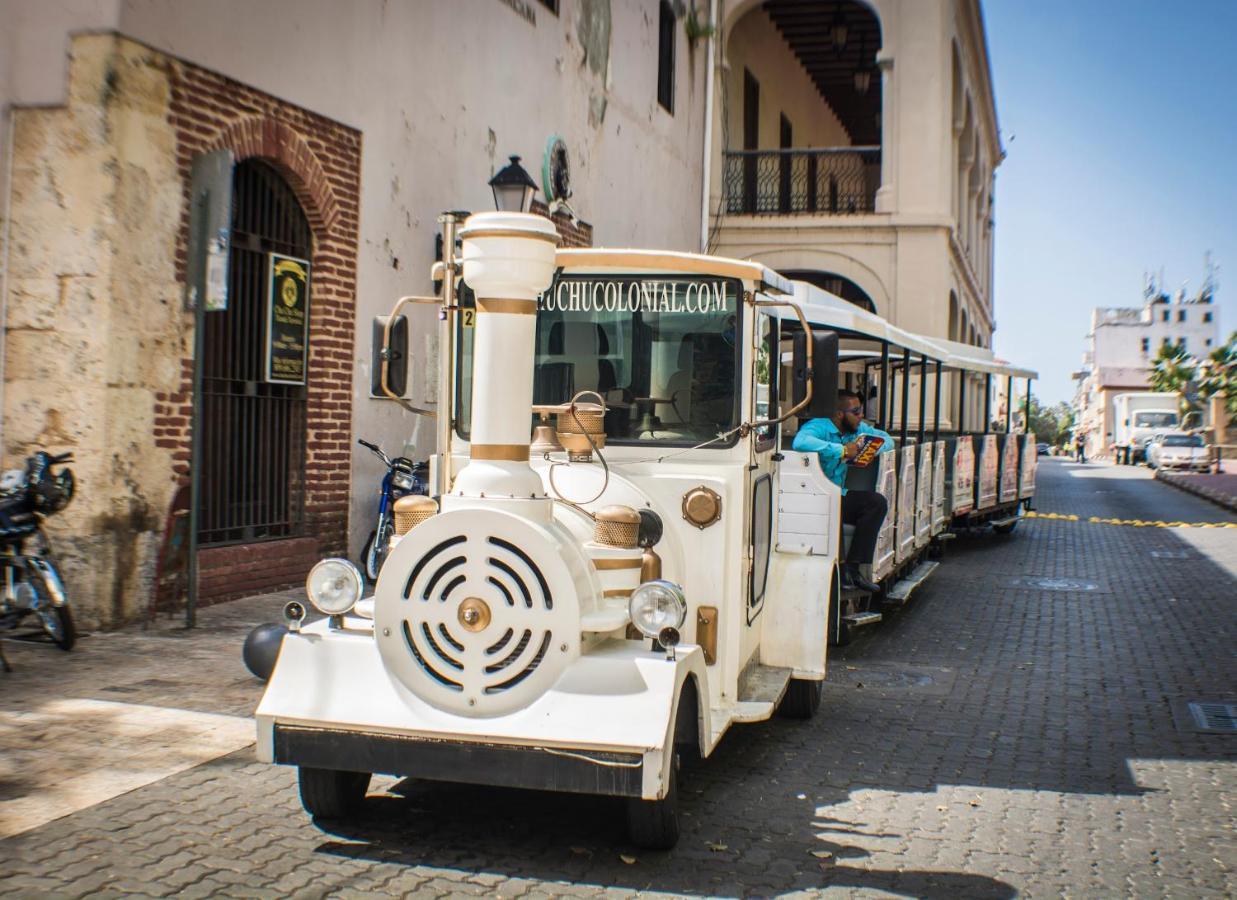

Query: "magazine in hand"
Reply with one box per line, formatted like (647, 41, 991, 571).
(847, 434, 885, 468)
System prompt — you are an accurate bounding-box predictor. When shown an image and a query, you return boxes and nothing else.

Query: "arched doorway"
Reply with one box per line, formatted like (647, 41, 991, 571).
(199, 159, 311, 544)
(780, 269, 877, 313)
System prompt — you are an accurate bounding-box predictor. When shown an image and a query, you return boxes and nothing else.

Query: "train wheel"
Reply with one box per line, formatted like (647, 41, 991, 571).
(298, 767, 371, 820)
(827, 568, 851, 647)
(626, 690, 695, 849)
(779, 678, 823, 720)
(626, 750, 680, 850)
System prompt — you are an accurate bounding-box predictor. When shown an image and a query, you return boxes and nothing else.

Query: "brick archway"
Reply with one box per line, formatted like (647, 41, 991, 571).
(156, 60, 362, 605)
(212, 116, 342, 234)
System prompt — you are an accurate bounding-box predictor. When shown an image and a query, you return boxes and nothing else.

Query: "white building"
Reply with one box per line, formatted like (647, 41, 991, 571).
(1073, 287, 1221, 457)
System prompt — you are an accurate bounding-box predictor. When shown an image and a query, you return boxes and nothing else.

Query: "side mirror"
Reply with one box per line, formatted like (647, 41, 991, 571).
(371, 315, 408, 397)
(791, 329, 839, 419)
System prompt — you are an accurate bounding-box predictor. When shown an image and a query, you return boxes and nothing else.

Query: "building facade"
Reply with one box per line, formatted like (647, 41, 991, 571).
(707, 0, 1002, 350)
(0, 0, 708, 627)
(1072, 288, 1221, 457)
(1, 0, 1009, 629)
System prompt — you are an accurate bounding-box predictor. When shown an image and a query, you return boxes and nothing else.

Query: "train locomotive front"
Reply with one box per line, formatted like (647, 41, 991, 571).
(256, 212, 708, 848)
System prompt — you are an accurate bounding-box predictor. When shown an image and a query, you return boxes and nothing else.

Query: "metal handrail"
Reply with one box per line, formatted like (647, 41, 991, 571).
(724, 145, 882, 156)
(722, 146, 881, 216)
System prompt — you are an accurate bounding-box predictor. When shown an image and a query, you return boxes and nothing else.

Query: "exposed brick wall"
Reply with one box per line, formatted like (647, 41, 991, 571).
(153, 58, 362, 602)
(197, 537, 321, 605)
(531, 200, 593, 247)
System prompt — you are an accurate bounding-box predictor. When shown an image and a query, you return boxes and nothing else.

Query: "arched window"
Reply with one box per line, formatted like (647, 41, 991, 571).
(780, 270, 877, 313)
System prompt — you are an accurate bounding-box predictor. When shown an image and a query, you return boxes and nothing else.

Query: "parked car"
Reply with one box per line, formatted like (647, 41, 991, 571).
(1036, 442, 1049, 456)
(1146, 432, 1210, 472)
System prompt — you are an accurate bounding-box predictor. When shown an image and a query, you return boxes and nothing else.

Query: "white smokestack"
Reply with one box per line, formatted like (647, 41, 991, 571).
(452, 212, 559, 501)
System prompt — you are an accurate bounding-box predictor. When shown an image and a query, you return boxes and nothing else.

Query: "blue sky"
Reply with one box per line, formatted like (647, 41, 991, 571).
(984, 0, 1237, 404)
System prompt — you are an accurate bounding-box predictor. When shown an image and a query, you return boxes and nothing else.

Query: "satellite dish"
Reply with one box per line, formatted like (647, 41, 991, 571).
(542, 135, 572, 205)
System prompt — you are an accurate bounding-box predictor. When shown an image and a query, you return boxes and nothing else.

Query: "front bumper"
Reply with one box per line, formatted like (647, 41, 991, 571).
(273, 724, 643, 796)
(255, 618, 708, 800)
(1159, 458, 1209, 470)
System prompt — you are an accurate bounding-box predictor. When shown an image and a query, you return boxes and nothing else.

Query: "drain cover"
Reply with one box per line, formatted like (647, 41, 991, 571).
(827, 664, 957, 695)
(1020, 577, 1100, 592)
(1189, 702, 1237, 733)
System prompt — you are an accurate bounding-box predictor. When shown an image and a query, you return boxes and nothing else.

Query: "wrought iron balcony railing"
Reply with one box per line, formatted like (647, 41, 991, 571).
(722, 147, 881, 216)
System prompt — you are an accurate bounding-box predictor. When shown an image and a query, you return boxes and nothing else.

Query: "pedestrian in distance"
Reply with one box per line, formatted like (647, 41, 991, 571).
(1074, 435, 1086, 464)
(791, 389, 894, 593)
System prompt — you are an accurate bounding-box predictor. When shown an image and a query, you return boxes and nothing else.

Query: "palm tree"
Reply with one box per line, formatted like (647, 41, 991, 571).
(1148, 340, 1197, 418)
(1196, 332, 1236, 419)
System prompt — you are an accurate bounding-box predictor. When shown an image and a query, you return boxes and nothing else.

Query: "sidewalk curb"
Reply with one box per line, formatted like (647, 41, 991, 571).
(1155, 469, 1237, 513)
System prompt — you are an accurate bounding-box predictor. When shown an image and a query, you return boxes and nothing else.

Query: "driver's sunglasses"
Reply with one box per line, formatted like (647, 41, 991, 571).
(843, 405, 864, 416)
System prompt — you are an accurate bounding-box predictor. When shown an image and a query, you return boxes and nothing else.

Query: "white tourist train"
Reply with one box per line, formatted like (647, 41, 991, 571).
(256, 212, 1038, 848)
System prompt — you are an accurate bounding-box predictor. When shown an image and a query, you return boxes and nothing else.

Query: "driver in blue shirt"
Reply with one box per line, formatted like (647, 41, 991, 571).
(792, 389, 894, 593)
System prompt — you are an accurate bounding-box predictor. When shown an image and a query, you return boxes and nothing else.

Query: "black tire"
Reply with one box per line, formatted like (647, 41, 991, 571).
(298, 767, 371, 820)
(626, 752, 679, 850)
(28, 562, 75, 650)
(827, 568, 850, 647)
(38, 603, 76, 651)
(779, 678, 823, 720)
(993, 519, 1018, 535)
(361, 518, 392, 583)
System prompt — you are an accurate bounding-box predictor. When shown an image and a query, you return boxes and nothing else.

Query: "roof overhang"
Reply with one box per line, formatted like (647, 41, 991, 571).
(555, 249, 793, 295)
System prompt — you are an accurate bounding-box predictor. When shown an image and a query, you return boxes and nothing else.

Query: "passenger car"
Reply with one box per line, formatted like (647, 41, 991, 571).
(1146, 433, 1210, 471)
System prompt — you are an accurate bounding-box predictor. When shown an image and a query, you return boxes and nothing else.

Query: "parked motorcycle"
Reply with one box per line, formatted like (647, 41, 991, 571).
(358, 439, 427, 582)
(0, 451, 77, 650)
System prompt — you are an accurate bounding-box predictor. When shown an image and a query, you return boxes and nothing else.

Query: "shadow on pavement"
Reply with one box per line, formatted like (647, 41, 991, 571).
(311, 771, 1015, 898)
(298, 459, 1231, 894)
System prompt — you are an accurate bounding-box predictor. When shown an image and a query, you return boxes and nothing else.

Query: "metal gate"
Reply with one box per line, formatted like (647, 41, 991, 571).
(199, 159, 310, 545)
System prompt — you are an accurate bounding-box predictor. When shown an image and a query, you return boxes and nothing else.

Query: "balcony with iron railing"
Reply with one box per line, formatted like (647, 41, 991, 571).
(722, 147, 881, 216)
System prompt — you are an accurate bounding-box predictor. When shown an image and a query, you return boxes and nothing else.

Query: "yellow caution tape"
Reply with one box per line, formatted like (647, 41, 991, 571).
(1024, 511, 1237, 528)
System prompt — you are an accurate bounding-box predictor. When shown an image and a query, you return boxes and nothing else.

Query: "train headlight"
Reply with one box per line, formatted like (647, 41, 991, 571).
(306, 559, 363, 616)
(628, 579, 687, 640)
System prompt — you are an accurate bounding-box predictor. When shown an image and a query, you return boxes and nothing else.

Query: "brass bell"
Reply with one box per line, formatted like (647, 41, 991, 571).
(531, 407, 565, 455)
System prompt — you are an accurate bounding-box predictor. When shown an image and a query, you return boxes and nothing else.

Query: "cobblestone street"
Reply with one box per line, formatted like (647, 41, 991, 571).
(1, 459, 1234, 898)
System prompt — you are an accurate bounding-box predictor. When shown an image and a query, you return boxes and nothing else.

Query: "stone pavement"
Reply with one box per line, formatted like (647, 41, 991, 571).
(1, 460, 1234, 898)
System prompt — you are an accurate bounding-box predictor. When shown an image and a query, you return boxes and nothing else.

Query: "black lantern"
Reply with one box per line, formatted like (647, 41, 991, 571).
(830, 15, 848, 50)
(489, 155, 539, 213)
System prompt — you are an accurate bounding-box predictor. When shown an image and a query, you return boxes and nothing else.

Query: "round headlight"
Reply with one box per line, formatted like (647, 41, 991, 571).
(628, 579, 687, 640)
(306, 558, 363, 616)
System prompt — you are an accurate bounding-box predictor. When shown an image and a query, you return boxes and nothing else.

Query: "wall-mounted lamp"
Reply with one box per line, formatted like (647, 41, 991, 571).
(489, 155, 539, 213)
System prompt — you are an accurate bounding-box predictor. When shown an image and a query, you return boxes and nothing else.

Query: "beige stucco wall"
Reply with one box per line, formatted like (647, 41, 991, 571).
(724, 7, 849, 149)
(111, 0, 710, 556)
(2, 1, 713, 568)
(4, 34, 183, 627)
(711, 0, 1001, 349)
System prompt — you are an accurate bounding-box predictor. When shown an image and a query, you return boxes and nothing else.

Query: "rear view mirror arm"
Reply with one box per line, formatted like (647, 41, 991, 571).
(380, 294, 443, 417)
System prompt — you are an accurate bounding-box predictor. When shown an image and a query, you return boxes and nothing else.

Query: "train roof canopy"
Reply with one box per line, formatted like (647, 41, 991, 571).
(925, 336, 1038, 380)
(555, 249, 793, 295)
(789, 281, 944, 360)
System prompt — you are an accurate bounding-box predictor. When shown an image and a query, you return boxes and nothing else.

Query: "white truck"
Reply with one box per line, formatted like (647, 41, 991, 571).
(1112, 392, 1179, 464)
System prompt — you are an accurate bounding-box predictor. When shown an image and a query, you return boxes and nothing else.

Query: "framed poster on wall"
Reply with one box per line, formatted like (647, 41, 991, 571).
(265, 253, 310, 385)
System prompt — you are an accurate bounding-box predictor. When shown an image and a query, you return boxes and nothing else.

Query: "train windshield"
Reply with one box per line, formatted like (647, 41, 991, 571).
(455, 275, 743, 447)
